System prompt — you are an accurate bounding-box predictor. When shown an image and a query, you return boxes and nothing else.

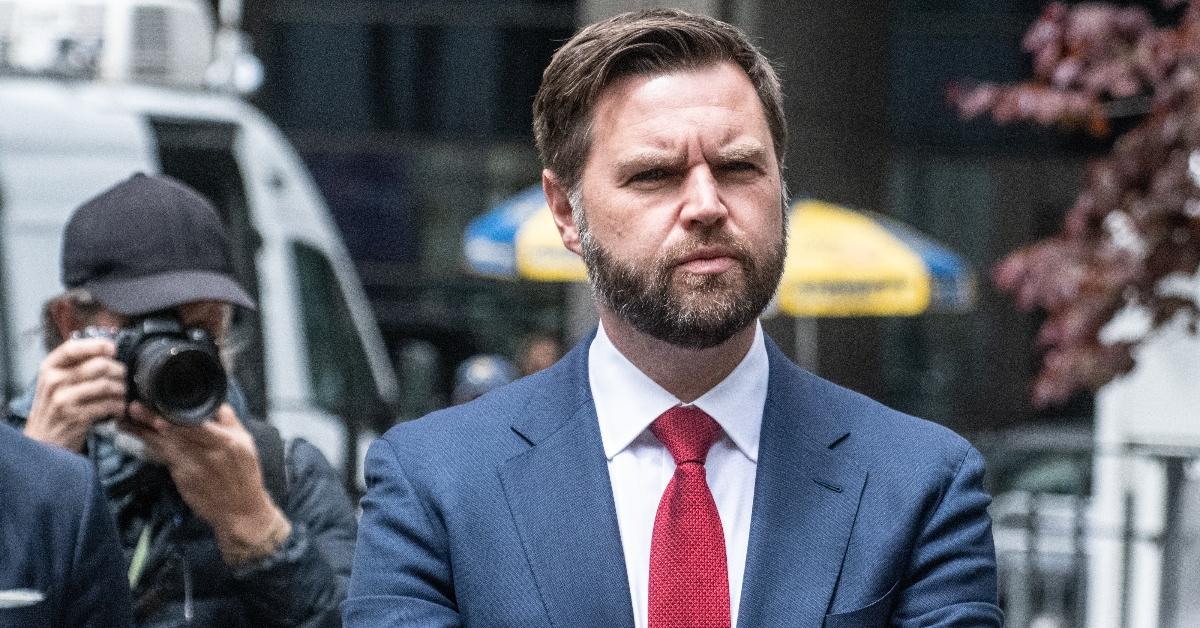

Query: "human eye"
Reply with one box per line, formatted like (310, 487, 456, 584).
(628, 168, 670, 183)
(719, 160, 761, 174)
(624, 167, 680, 190)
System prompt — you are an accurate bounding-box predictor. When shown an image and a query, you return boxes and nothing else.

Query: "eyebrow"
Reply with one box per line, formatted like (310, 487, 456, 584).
(715, 142, 769, 163)
(611, 140, 772, 176)
(613, 151, 685, 175)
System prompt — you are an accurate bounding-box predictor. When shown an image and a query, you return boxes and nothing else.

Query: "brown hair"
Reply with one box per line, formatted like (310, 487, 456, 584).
(532, 8, 786, 193)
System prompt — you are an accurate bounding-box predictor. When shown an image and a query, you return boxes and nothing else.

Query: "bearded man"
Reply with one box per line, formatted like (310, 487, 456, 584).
(345, 9, 1000, 628)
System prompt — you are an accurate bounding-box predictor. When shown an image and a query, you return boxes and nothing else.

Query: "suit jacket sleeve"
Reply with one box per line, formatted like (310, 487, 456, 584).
(894, 446, 1003, 627)
(65, 466, 135, 628)
(343, 436, 460, 628)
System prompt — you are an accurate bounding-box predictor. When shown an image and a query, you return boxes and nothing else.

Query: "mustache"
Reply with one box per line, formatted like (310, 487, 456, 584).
(662, 230, 755, 269)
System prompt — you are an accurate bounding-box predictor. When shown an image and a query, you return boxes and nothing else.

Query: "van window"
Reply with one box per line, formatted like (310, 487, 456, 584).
(291, 241, 379, 421)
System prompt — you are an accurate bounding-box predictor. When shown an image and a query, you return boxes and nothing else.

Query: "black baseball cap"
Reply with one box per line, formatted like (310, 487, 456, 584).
(61, 173, 256, 316)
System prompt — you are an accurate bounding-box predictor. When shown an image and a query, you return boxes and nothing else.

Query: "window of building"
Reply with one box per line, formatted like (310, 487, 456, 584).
(256, 2, 573, 139)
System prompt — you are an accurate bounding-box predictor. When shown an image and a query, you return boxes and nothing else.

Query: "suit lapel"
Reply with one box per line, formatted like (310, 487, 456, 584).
(498, 339, 635, 628)
(737, 340, 867, 628)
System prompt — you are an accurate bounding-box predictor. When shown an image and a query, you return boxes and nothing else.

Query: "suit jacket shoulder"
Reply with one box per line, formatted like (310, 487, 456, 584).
(348, 338, 631, 627)
(378, 338, 592, 484)
(0, 423, 133, 628)
(767, 346, 974, 480)
(753, 340, 1000, 626)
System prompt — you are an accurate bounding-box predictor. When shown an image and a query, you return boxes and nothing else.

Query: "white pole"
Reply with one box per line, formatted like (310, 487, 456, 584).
(218, 0, 242, 30)
(206, 0, 262, 95)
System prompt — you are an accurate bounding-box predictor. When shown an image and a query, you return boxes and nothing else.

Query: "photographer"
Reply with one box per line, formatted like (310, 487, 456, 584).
(8, 174, 356, 627)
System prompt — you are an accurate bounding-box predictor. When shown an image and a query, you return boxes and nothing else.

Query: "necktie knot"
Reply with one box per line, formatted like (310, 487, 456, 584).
(651, 405, 721, 465)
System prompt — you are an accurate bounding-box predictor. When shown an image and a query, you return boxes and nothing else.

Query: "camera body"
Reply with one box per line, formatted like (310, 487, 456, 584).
(80, 316, 227, 426)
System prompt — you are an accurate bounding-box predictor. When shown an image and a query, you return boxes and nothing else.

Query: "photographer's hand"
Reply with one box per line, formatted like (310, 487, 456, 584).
(120, 402, 292, 566)
(24, 338, 127, 452)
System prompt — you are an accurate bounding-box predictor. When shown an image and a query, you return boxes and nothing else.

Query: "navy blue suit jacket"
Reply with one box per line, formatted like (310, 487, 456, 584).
(0, 423, 132, 627)
(345, 335, 1001, 627)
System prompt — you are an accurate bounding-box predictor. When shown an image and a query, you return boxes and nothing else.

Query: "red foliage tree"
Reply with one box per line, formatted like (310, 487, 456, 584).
(950, 1, 1200, 406)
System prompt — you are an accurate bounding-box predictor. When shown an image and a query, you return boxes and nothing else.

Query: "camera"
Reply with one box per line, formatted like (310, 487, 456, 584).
(80, 316, 227, 426)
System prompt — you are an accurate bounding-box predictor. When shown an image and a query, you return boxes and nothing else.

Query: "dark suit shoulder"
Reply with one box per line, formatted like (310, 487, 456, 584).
(380, 366, 552, 465)
(0, 422, 134, 628)
(766, 366, 998, 627)
(771, 356, 974, 479)
(823, 372, 967, 452)
(0, 422, 95, 503)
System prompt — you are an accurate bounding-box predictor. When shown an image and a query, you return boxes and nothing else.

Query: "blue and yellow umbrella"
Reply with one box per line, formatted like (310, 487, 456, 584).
(463, 187, 975, 317)
(463, 185, 587, 282)
(778, 199, 976, 316)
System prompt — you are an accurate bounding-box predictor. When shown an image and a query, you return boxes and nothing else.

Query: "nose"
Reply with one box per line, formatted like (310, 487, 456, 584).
(679, 166, 728, 229)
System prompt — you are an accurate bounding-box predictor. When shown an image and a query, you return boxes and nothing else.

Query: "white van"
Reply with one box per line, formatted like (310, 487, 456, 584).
(0, 0, 401, 489)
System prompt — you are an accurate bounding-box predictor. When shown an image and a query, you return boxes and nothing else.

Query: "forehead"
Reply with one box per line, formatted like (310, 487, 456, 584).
(587, 62, 773, 157)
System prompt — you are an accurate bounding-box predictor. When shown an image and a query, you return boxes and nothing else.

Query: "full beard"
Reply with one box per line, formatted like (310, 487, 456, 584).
(580, 222, 786, 350)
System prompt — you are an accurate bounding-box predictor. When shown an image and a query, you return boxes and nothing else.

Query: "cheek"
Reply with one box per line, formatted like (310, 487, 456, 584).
(583, 185, 702, 259)
(622, 221, 677, 262)
(585, 200, 646, 246)
(730, 185, 784, 236)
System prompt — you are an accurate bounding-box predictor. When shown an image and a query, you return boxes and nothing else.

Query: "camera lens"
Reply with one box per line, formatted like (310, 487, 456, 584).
(131, 337, 227, 426)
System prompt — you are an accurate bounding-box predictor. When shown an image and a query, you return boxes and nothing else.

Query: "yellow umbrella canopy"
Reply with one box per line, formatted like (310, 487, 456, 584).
(513, 202, 587, 282)
(782, 201, 960, 317)
(777, 200, 971, 317)
(463, 185, 587, 282)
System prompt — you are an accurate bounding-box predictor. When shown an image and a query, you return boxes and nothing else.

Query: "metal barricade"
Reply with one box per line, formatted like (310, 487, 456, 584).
(992, 445, 1200, 628)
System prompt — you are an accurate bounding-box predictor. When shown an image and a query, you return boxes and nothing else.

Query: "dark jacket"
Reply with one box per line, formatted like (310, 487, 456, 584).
(7, 382, 357, 627)
(0, 422, 133, 627)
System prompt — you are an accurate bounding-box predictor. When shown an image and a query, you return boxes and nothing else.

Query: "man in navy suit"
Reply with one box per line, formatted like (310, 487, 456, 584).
(346, 9, 1001, 627)
(0, 422, 132, 627)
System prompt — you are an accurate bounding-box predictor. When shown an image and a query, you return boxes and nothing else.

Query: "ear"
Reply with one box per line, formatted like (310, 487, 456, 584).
(543, 169, 583, 256)
(49, 298, 82, 341)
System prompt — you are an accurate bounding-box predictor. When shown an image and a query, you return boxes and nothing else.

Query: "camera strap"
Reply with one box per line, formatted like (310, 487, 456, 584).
(243, 418, 289, 509)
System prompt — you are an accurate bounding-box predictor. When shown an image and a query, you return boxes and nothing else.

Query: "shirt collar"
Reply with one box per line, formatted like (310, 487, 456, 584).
(589, 322, 768, 463)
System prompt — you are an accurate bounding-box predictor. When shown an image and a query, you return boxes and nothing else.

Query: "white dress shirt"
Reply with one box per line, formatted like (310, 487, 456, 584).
(589, 322, 768, 628)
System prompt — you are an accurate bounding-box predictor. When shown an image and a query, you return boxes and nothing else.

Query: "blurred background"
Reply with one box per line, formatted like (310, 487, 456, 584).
(7, 0, 1200, 626)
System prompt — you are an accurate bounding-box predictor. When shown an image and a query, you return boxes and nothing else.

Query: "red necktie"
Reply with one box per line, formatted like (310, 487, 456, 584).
(648, 405, 731, 628)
